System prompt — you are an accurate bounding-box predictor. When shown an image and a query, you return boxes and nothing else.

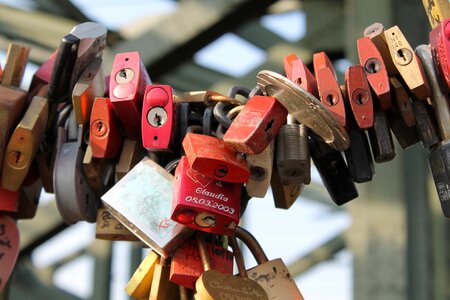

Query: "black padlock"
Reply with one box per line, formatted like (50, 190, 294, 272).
(309, 136, 358, 205)
(368, 101, 396, 163)
(410, 94, 440, 148)
(387, 108, 420, 149)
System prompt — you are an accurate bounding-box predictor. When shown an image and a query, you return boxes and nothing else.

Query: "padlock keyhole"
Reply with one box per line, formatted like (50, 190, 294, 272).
(397, 49, 407, 61)
(326, 94, 336, 105)
(154, 113, 163, 126)
(265, 119, 274, 132)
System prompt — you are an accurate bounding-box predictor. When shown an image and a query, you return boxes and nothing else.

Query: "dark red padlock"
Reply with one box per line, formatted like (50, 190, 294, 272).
(313, 53, 346, 126)
(169, 237, 233, 290)
(171, 156, 241, 235)
(357, 36, 392, 110)
(284, 53, 318, 97)
(29, 50, 57, 97)
(345, 65, 374, 129)
(430, 18, 450, 92)
(0, 180, 19, 213)
(223, 95, 287, 154)
(89, 97, 123, 159)
(109, 51, 151, 140)
(183, 133, 250, 183)
(142, 84, 176, 151)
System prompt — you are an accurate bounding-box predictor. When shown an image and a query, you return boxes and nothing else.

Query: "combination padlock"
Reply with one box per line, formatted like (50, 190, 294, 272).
(142, 84, 177, 151)
(170, 236, 233, 290)
(171, 156, 241, 235)
(110, 51, 151, 139)
(182, 132, 250, 183)
(223, 95, 287, 154)
(89, 97, 123, 159)
(357, 36, 392, 110)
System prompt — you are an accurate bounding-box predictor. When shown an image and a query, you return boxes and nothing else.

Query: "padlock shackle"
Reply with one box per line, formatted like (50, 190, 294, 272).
(235, 226, 269, 264)
(229, 235, 248, 278)
(196, 231, 212, 271)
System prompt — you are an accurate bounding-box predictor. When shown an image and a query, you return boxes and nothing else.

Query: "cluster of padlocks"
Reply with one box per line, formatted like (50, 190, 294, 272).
(1, 1, 450, 298)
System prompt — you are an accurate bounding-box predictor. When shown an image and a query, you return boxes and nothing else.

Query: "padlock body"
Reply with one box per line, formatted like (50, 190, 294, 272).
(0, 181, 19, 213)
(142, 84, 176, 151)
(170, 238, 233, 290)
(369, 108, 397, 161)
(316, 67, 346, 126)
(224, 95, 287, 154)
(183, 133, 250, 183)
(345, 65, 374, 129)
(428, 140, 450, 217)
(344, 129, 375, 183)
(171, 156, 241, 235)
(430, 18, 450, 92)
(89, 97, 123, 158)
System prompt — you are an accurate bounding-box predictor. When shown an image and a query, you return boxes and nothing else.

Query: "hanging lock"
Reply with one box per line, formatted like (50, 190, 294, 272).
(150, 256, 180, 300)
(357, 36, 392, 110)
(14, 172, 42, 220)
(417, 44, 450, 217)
(89, 97, 123, 158)
(0, 183, 19, 213)
(256, 70, 350, 151)
(170, 237, 233, 290)
(82, 145, 114, 197)
(422, 0, 450, 29)
(142, 84, 177, 151)
(54, 113, 99, 224)
(246, 141, 274, 198)
(125, 250, 160, 299)
(284, 53, 318, 97)
(309, 136, 358, 205)
(1, 43, 29, 87)
(101, 157, 192, 257)
(429, 17, 450, 92)
(364, 23, 399, 75)
(72, 57, 104, 125)
(368, 103, 396, 162)
(115, 139, 146, 181)
(313, 52, 346, 126)
(29, 50, 57, 97)
(2, 92, 48, 191)
(387, 108, 420, 150)
(270, 164, 304, 209)
(110, 51, 151, 139)
(0, 216, 20, 293)
(344, 65, 374, 129)
(171, 156, 241, 234)
(410, 94, 440, 148)
(183, 132, 250, 183)
(389, 76, 416, 127)
(195, 232, 268, 300)
(223, 95, 287, 154)
(235, 227, 305, 299)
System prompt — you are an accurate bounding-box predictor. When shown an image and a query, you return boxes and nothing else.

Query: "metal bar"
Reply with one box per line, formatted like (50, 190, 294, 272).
(34, 0, 90, 23)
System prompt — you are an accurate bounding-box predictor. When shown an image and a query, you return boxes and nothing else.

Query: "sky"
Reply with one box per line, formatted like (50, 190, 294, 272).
(0, 1, 353, 299)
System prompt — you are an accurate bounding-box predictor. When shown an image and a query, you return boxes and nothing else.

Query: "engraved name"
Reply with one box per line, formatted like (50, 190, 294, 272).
(195, 188, 229, 202)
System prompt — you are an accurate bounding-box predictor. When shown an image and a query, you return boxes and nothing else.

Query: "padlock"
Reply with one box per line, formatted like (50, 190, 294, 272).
(47, 22, 107, 132)
(246, 141, 274, 198)
(0, 216, 20, 293)
(235, 226, 305, 299)
(72, 57, 104, 125)
(1, 43, 29, 87)
(368, 103, 396, 162)
(309, 136, 358, 205)
(150, 257, 180, 300)
(170, 236, 233, 290)
(29, 50, 57, 96)
(271, 164, 304, 209)
(109, 51, 151, 139)
(276, 117, 310, 185)
(171, 156, 241, 235)
(54, 113, 99, 224)
(125, 250, 160, 299)
(183, 132, 250, 183)
(341, 85, 375, 183)
(283, 53, 318, 97)
(82, 145, 113, 197)
(14, 172, 42, 220)
(422, 0, 450, 29)
(313, 52, 346, 126)
(0, 183, 19, 213)
(357, 36, 392, 110)
(416, 44, 450, 216)
(1, 93, 48, 191)
(410, 95, 440, 148)
(195, 231, 268, 300)
(142, 84, 177, 151)
(384, 25, 430, 100)
(363, 23, 398, 75)
(256, 70, 350, 151)
(95, 206, 139, 241)
(115, 139, 145, 181)
(429, 17, 450, 92)
(387, 109, 421, 149)
(89, 97, 123, 159)
(344, 65, 374, 129)
(389, 76, 416, 127)
(223, 95, 287, 154)
(101, 157, 192, 257)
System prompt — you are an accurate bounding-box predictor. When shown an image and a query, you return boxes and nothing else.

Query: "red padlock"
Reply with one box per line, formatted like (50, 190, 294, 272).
(29, 50, 57, 97)
(344, 65, 374, 129)
(284, 53, 318, 97)
(142, 84, 176, 151)
(171, 156, 241, 235)
(313, 52, 346, 126)
(357, 36, 392, 110)
(169, 237, 233, 290)
(89, 97, 123, 159)
(0, 180, 19, 213)
(183, 133, 250, 183)
(109, 52, 151, 140)
(430, 18, 450, 92)
(223, 95, 287, 154)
